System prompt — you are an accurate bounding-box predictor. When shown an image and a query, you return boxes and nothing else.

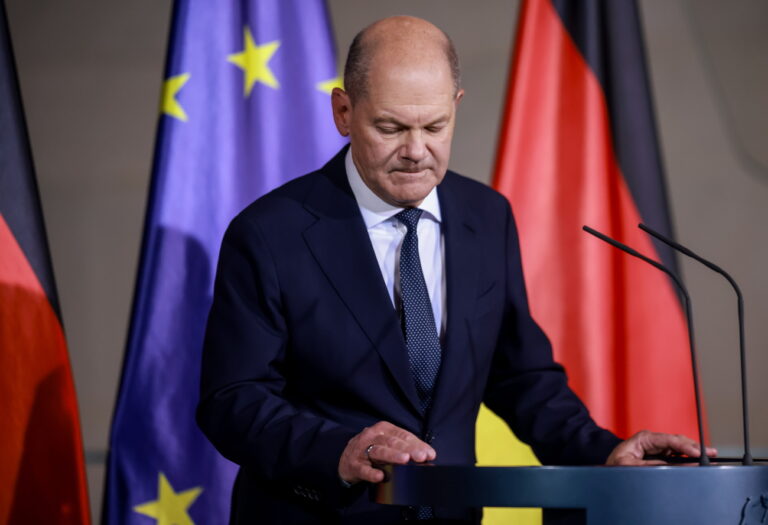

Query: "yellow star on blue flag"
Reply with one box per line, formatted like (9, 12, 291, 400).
(161, 73, 191, 121)
(228, 27, 280, 96)
(133, 472, 202, 525)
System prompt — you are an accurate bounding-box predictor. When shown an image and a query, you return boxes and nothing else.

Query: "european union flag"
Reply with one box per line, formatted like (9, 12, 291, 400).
(102, 1, 346, 523)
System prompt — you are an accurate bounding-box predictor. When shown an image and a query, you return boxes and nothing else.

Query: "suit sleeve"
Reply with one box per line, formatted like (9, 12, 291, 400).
(483, 200, 622, 465)
(196, 213, 360, 506)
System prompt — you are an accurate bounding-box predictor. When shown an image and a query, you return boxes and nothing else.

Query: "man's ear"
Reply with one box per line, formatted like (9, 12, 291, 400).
(331, 88, 352, 137)
(454, 88, 465, 107)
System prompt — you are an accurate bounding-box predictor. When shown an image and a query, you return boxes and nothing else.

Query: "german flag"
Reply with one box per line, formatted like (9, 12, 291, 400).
(0, 2, 90, 523)
(493, 0, 701, 441)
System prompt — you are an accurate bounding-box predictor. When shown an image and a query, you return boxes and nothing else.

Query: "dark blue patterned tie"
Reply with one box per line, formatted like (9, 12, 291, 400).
(396, 208, 440, 521)
(396, 208, 442, 414)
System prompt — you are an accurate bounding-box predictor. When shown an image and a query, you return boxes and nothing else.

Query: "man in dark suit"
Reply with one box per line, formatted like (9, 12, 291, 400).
(197, 15, 713, 524)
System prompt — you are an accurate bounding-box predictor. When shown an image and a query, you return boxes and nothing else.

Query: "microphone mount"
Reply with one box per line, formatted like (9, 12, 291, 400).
(639, 223, 752, 466)
(583, 225, 709, 466)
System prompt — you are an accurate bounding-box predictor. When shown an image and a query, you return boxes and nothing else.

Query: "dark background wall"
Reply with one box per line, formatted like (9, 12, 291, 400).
(5, 0, 768, 518)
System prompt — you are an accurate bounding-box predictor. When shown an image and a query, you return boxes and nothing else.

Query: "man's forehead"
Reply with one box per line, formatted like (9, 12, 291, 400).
(368, 44, 448, 76)
(362, 89, 457, 115)
(366, 59, 454, 94)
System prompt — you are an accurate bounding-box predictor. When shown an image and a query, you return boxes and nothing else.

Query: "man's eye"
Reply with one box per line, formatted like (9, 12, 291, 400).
(377, 126, 399, 134)
(426, 126, 444, 133)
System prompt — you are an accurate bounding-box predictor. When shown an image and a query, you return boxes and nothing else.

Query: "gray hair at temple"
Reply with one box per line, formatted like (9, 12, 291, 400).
(342, 21, 462, 105)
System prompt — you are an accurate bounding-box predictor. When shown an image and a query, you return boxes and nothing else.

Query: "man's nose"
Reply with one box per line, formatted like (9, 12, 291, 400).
(401, 131, 427, 163)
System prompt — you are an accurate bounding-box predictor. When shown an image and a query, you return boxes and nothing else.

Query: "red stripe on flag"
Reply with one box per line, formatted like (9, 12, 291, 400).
(0, 214, 90, 524)
(493, 0, 701, 439)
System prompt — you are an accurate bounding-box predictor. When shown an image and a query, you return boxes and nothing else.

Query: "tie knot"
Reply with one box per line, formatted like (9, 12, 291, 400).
(395, 208, 423, 231)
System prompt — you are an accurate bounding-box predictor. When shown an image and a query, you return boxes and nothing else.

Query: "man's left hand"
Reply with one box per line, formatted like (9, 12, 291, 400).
(606, 430, 718, 465)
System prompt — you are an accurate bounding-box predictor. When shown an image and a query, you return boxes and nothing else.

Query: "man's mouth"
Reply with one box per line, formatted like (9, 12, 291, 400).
(391, 168, 428, 174)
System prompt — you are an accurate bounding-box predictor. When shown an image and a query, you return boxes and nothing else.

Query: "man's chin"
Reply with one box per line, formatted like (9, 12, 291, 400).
(387, 189, 433, 208)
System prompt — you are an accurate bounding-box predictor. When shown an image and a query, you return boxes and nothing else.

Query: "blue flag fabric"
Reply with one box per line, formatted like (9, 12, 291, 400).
(102, 1, 346, 523)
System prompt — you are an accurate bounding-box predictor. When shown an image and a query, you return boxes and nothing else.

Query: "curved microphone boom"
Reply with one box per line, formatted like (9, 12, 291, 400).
(582, 225, 709, 466)
(639, 222, 752, 465)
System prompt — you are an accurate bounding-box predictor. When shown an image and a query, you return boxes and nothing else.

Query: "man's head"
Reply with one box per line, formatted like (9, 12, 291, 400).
(331, 16, 464, 208)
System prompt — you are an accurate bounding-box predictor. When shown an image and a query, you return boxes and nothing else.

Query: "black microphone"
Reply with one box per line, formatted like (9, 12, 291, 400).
(582, 225, 709, 466)
(639, 222, 752, 466)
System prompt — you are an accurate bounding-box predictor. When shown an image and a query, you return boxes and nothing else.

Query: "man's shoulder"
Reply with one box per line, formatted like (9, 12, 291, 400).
(232, 172, 308, 225)
(245, 170, 321, 212)
(442, 170, 501, 195)
(441, 170, 511, 214)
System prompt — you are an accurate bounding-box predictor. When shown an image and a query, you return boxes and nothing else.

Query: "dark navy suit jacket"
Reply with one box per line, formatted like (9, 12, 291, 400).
(197, 147, 620, 524)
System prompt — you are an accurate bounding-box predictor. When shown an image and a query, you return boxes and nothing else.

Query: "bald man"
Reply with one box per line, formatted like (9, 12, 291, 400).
(198, 16, 714, 524)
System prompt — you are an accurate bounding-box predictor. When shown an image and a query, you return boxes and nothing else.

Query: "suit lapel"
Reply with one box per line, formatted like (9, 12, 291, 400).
(302, 150, 422, 415)
(430, 175, 480, 423)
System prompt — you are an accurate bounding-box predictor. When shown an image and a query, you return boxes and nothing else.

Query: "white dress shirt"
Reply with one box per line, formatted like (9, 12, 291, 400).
(345, 149, 446, 338)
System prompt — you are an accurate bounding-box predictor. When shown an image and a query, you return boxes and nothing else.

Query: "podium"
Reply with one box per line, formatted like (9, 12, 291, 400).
(375, 464, 768, 524)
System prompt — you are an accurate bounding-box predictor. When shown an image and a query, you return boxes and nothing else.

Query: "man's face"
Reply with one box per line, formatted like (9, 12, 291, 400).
(332, 57, 463, 208)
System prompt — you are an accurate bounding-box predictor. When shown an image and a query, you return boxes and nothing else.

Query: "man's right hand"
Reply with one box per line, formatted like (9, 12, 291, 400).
(338, 421, 436, 484)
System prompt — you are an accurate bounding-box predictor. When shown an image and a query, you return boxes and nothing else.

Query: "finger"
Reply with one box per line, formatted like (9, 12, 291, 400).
(677, 442, 717, 458)
(651, 435, 720, 460)
(384, 433, 436, 462)
(367, 434, 413, 460)
(642, 432, 700, 456)
(369, 421, 419, 443)
(366, 427, 435, 463)
(406, 443, 435, 463)
(678, 439, 706, 458)
(685, 444, 719, 458)
(356, 463, 386, 483)
(366, 444, 410, 465)
(368, 422, 432, 453)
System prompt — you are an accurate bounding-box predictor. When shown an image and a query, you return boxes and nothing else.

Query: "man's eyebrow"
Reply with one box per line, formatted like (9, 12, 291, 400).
(372, 116, 404, 126)
(372, 115, 450, 126)
(425, 115, 449, 126)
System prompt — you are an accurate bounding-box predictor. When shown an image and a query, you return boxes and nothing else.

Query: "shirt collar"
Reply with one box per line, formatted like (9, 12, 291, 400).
(345, 148, 442, 229)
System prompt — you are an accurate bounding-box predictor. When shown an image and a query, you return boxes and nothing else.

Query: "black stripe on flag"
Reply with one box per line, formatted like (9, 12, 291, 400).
(551, 0, 679, 276)
(0, 1, 61, 318)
